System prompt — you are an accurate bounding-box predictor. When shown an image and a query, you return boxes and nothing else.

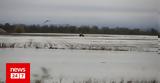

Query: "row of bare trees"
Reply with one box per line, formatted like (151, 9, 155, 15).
(0, 23, 159, 35)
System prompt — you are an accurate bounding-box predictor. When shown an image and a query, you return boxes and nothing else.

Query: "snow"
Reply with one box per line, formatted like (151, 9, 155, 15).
(0, 34, 158, 52)
(0, 34, 159, 83)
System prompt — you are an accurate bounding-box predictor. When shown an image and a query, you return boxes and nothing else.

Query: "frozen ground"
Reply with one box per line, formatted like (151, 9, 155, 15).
(0, 49, 159, 83)
(0, 34, 159, 83)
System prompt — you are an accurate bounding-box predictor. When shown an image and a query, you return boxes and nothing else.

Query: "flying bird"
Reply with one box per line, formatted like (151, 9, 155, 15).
(43, 20, 50, 24)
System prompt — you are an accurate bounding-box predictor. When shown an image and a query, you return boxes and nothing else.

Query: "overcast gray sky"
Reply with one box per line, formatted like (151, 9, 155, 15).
(0, 0, 159, 29)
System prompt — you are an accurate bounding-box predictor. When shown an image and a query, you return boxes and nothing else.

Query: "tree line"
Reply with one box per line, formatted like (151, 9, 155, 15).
(0, 23, 159, 35)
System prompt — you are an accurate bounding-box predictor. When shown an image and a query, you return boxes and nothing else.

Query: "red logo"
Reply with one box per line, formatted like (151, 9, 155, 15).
(6, 63, 30, 83)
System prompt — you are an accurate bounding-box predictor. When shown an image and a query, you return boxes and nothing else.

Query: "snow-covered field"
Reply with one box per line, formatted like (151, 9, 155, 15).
(0, 34, 159, 83)
(0, 34, 158, 52)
